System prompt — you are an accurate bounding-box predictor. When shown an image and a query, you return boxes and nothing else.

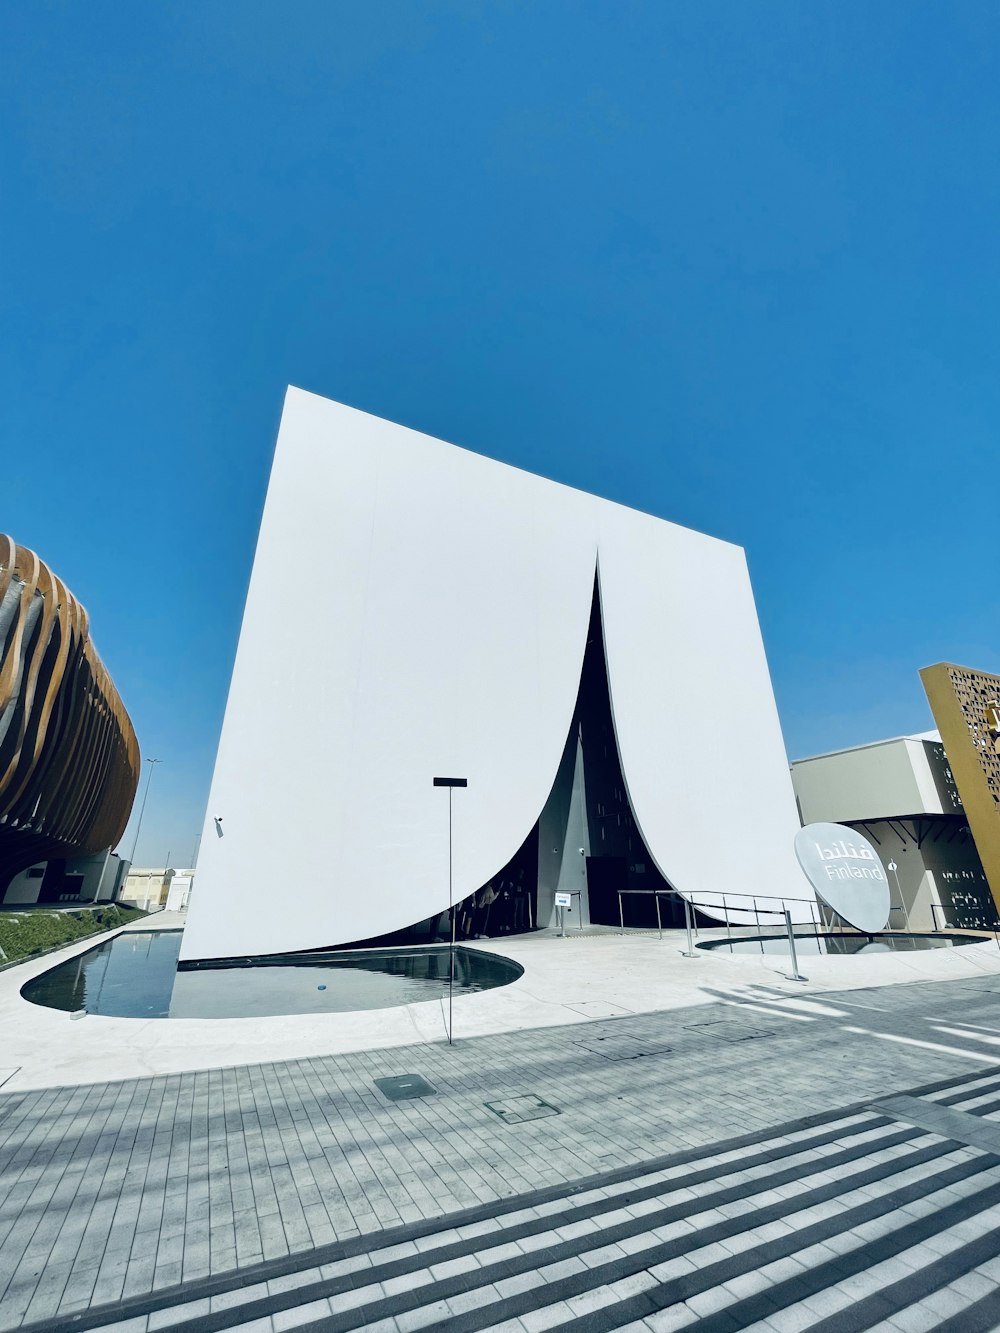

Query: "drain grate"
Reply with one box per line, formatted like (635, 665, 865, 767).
(574, 1034, 671, 1061)
(374, 1074, 437, 1102)
(485, 1094, 559, 1124)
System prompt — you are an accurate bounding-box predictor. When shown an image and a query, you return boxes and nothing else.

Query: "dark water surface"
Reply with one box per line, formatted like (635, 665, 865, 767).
(21, 931, 522, 1018)
(698, 931, 983, 957)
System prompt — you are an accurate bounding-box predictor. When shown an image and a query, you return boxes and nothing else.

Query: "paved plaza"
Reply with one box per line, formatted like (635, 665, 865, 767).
(5, 955, 1000, 1330)
(5, 916, 1000, 1091)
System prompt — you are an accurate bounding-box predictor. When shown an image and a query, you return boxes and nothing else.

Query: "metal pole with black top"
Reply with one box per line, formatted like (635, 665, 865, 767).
(433, 777, 467, 1044)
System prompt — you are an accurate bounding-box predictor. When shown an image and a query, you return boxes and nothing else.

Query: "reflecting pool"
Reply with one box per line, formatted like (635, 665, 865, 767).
(21, 931, 523, 1018)
(698, 932, 984, 957)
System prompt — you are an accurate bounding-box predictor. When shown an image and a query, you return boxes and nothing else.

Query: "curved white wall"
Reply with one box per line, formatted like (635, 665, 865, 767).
(597, 506, 811, 924)
(181, 388, 812, 960)
(181, 390, 598, 959)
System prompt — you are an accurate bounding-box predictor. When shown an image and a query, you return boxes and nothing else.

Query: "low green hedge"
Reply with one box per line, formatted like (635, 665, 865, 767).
(0, 904, 146, 965)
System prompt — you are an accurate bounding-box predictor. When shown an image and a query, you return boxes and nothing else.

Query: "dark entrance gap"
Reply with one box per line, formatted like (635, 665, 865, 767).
(550, 576, 680, 930)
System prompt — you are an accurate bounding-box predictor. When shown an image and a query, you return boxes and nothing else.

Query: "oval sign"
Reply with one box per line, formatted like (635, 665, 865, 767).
(794, 822, 891, 934)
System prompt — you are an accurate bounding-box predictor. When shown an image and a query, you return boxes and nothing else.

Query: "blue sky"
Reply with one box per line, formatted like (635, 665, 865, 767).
(2, 2, 997, 867)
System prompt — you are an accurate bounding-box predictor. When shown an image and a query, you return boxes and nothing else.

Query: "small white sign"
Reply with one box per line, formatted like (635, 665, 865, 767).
(554, 892, 572, 908)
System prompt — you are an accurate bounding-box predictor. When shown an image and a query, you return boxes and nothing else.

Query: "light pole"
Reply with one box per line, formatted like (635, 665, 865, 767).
(886, 860, 911, 933)
(433, 776, 467, 1045)
(129, 758, 162, 865)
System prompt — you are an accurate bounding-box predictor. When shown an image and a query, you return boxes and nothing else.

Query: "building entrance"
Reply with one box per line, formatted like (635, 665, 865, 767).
(585, 856, 626, 926)
(534, 577, 684, 931)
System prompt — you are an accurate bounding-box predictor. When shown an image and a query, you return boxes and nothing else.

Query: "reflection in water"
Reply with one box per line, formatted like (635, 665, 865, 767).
(21, 932, 522, 1019)
(699, 932, 981, 957)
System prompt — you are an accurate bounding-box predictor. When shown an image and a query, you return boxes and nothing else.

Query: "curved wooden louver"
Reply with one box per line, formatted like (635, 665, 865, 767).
(0, 535, 140, 891)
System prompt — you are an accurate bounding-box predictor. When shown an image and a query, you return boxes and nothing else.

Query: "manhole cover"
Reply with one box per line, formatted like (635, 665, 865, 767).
(485, 1095, 559, 1124)
(574, 1035, 671, 1060)
(684, 1021, 775, 1042)
(374, 1074, 437, 1101)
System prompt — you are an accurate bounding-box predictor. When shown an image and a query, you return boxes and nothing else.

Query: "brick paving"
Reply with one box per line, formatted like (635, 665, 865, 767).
(4, 972, 1000, 1329)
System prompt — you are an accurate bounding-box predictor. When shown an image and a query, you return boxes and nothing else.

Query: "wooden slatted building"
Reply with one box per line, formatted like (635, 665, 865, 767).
(0, 535, 139, 896)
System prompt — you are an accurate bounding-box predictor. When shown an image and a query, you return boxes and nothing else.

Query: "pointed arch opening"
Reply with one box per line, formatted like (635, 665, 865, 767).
(532, 574, 686, 932)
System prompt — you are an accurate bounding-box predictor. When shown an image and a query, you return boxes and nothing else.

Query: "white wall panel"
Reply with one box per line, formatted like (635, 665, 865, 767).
(596, 506, 812, 924)
(181, 389, 598, 959)
(791, 739, 952, 826)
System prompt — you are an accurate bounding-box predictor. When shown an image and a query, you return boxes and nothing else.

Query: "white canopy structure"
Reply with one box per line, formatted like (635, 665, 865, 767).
(181, 387, 812, 961)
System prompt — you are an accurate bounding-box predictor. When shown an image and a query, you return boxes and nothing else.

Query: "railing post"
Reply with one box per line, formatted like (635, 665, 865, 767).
(682, 896, 697, 957)
(784, 908, 807, 981)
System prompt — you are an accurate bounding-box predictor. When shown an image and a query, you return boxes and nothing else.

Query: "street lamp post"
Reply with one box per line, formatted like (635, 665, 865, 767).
(129, 758, 162, 865)
(433, 776, 467, 1046)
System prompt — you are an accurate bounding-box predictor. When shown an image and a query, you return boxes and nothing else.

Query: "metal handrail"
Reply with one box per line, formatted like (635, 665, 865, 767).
(615, 888, 671, 940)
(654, 887, 821, 979)
(613, 887, 823, 972)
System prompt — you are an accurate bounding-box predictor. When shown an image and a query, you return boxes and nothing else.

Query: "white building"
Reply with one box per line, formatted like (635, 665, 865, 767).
(181, 388, 813, 961)
(790, 733, 991, 931)
(121, 867, 196, 913)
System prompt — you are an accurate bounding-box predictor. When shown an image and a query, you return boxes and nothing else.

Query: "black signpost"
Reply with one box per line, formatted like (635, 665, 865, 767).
(433, 777, 468, 1044)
